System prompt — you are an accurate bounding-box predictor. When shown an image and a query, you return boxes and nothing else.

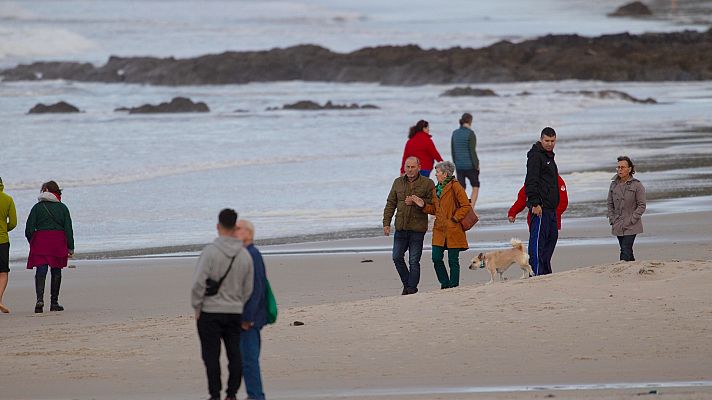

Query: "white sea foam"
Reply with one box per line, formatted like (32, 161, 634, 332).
(0, 26, 96, 61)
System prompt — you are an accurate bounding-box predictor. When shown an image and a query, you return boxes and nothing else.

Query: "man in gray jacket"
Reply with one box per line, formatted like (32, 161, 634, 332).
(192, 208, 254, 400)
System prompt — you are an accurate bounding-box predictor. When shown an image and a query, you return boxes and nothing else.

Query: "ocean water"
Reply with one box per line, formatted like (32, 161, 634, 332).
(1, 1, 712, 259)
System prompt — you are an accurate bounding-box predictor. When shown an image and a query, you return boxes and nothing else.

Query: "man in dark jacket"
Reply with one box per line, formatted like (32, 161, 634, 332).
(235, 219, 267, 400)
(383, 156, 435, 295)
(525, 127, 560, 276)
(451, 112, 480, 210)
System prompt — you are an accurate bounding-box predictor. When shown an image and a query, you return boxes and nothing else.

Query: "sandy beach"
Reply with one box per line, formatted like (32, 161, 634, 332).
(1, 207, 711, 400)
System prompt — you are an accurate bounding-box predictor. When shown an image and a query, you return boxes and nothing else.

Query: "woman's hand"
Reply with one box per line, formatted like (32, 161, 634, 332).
(410, 195, 425, 208)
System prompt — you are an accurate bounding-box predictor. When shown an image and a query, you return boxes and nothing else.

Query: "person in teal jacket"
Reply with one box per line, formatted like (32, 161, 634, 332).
(0, 177, 17, 313)
(25, 181, 74, 313)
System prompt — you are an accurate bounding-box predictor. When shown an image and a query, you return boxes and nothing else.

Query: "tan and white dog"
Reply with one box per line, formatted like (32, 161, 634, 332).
(469, 238, 533, 284)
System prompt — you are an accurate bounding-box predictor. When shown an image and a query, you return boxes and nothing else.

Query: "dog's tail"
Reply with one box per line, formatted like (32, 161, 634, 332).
(510, 238, 524, 251)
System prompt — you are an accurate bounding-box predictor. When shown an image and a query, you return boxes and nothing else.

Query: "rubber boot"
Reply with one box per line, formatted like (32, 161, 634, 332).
(50, 272, 64, 312)
(34, 273, 45, 313)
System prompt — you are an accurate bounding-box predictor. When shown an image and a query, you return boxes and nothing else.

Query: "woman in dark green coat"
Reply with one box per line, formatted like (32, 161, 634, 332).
(26, 181, 74, 313)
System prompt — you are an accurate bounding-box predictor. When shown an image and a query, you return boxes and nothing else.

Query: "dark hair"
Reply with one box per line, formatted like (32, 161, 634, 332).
(41, 180, 62, 196)
(541, 127, 556, 138)
(408, 120, 429, 139)
(459, 113, 473, 126)
(617, 155, 636, 175)
(218, 208, 238, 229)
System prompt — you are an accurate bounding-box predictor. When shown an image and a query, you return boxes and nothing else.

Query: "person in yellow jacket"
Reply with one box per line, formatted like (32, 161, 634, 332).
(412, 161, 471, 289)
(0, 177, 18, 313)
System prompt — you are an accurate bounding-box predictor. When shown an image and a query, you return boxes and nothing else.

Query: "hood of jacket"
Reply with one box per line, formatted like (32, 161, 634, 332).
(38, 191, 59, 203)
(212, 235, 244, 258)
(528, 141, 555, 158)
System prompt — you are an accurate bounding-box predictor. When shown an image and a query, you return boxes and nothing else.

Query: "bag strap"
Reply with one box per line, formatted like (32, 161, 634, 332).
(217, 255, 237, 287)
(41, 202, 63, 227)
(452, 185, 469, 220)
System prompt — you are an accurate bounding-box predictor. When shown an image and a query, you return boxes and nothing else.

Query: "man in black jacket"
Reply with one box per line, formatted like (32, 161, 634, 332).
(525, 127, 560, 276)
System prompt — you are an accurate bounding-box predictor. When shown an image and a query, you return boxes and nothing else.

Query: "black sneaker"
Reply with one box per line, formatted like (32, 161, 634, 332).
(405, 287, 418, 295)
(401, 287, 408, 295)
(50, 303, 64, 312)
(34, 300, 44, 313)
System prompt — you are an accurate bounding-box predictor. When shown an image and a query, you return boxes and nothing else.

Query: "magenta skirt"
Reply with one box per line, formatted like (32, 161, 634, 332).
(27, 230, 69, 269)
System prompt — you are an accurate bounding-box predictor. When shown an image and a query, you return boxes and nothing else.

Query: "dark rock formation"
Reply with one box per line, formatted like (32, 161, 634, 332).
(115, 97, 210, 114)
(269, 100, 379, 110)
(28, 101, 80, 114)
(3, 29, 712, 86)
(556, 90, 657, 104)
(608, 2, 653, 17)
(441, 87, 498, 97)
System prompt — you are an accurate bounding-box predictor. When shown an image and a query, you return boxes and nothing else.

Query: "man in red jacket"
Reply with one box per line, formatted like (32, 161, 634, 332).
(508, 175, 568, 230)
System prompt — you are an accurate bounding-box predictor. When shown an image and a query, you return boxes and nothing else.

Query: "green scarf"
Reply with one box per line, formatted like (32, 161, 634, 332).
(435, 176, 454, 198)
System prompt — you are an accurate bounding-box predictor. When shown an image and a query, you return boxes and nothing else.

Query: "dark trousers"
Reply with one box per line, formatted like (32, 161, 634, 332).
(35, 264, 62, 303)
(529, 210, 558, 276)
(392, 230, 425, 291)
(617, 234, 637, 261)
(197, 312, 243, 398)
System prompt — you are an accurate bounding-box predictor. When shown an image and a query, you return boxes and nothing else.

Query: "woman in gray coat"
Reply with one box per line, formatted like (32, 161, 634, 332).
(607, 156, 646, 261)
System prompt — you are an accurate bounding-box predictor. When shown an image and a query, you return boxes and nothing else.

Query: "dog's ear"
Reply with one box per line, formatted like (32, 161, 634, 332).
(478, 252, 484, 260)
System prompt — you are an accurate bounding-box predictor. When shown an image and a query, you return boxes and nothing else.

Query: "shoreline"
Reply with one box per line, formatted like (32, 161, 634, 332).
(9, 193, 712, 264)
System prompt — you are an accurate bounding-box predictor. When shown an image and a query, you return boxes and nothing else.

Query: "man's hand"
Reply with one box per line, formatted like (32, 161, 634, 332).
(241, 321, 254, 331)
(404, 195, 414, 206)
(68, 250, 74, 258)
(195, 309, 201, 320)
(508, 216, 516, 223)
(531, 205, 543, 216)
(383, 226, 391, 236)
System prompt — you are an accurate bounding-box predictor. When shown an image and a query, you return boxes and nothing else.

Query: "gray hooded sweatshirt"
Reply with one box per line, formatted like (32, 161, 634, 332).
(191, 236, 254, 314)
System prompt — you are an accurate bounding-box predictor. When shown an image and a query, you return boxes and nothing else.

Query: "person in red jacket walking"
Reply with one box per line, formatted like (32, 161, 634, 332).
(508, 175, 568, 230)
(400, 120, 443, 177)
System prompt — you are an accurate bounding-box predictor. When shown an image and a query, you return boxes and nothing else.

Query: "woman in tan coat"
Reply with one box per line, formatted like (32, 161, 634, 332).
(413, 161, 471, 288)
(607, 156, 646, 261)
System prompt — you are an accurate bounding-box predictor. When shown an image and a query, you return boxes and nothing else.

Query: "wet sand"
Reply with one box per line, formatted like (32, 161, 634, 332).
(1, 209, 711, 400)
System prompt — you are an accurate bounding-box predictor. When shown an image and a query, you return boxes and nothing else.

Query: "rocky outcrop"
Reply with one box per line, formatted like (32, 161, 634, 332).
(3, 29, 712, 86)
(115, 97, 209, 114)
(441, 87, 498, 97)
(608, 2, 653, 17)
(28, 101, 80, 114)
(268, 100, 379, 110)
(556, 90, 657, 104)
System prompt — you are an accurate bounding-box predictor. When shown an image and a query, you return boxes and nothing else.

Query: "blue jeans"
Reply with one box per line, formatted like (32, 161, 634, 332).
(240, 327, 265, 400)
(392, 230, 425, 291)
(617, 234, 636, 261)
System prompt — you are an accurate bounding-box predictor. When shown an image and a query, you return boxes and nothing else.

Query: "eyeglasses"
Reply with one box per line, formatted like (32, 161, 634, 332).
(616, 166, 629, 170)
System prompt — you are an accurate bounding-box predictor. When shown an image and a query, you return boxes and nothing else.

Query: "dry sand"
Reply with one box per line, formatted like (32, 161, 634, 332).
(1, 210, 711, 400)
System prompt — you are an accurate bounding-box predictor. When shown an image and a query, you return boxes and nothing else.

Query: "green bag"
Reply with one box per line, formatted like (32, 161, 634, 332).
(265, 279, 278, 324)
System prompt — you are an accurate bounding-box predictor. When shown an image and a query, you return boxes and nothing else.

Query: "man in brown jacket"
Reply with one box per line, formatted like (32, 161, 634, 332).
(383, 157, 435, 295)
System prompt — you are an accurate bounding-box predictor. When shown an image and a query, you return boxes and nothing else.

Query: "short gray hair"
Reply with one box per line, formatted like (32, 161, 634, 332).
(435, 161, 455, 177)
